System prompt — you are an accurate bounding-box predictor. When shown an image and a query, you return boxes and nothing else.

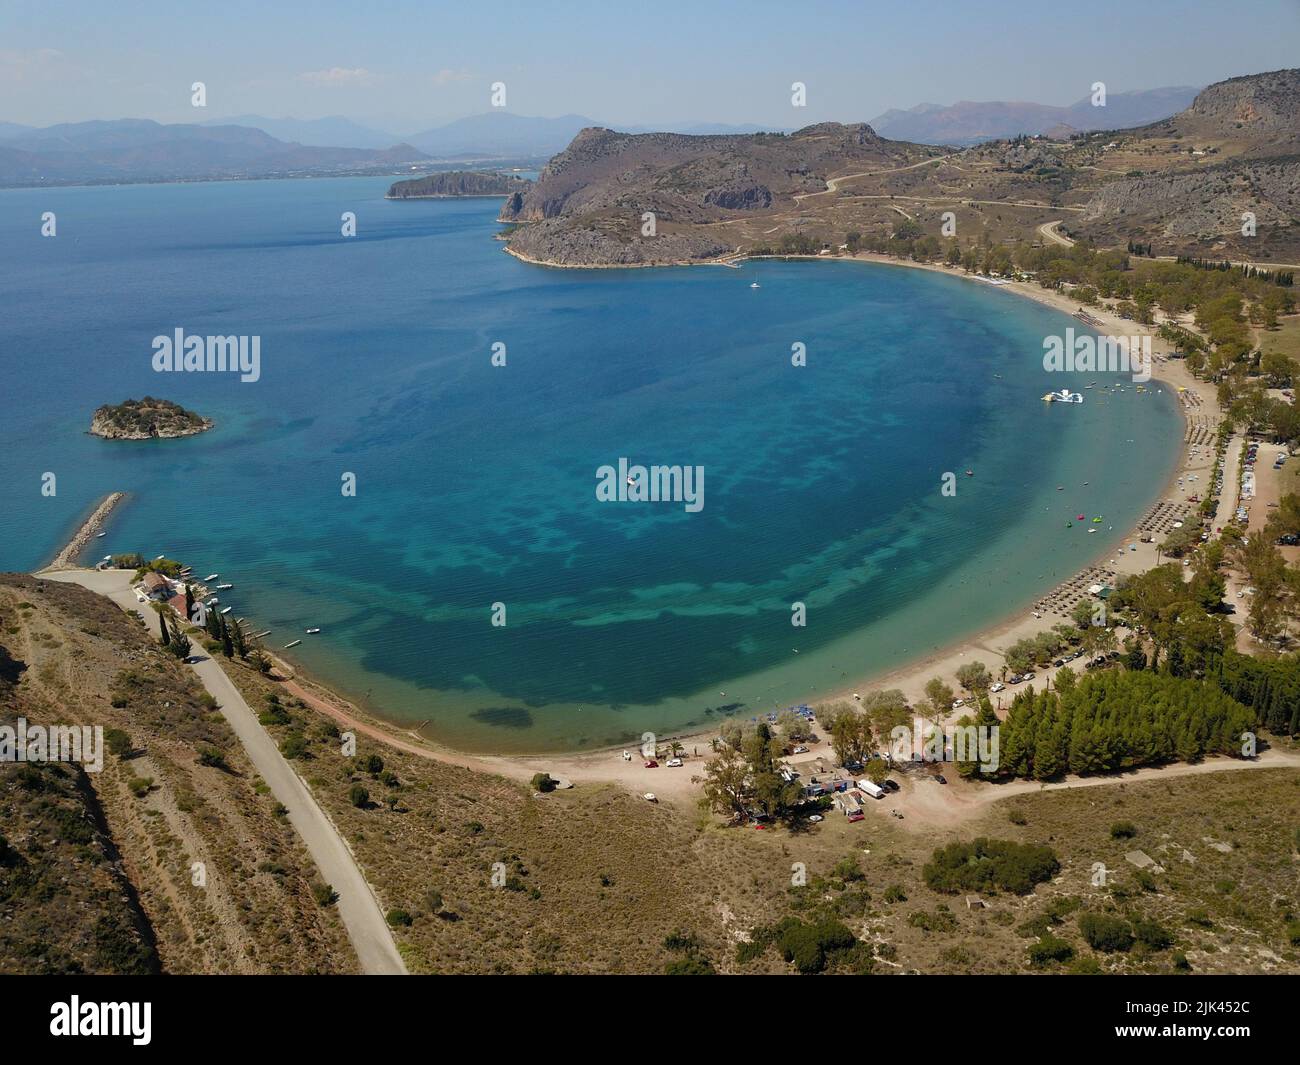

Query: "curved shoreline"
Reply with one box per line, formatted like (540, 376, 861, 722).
(266, 250, 1207, 765)
(35, 250, 1210, 774)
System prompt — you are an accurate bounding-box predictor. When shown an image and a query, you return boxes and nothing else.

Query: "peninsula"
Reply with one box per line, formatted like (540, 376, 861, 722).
(386, 170, 532, 199)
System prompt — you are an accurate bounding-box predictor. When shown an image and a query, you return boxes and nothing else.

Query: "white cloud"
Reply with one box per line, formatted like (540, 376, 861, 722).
(298, 67, 376, 87)
(431, 68, 472, 86)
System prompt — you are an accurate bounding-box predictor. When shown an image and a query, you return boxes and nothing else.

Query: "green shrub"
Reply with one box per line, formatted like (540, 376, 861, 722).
(924, 838, 1059, 895)
(1132, 917, 1173, 950)
(104, 728, 132, 758)
(348, 784, 370, 808)
(311, 881, 338, 907)
(1027, 934, 1075, 966)
(385, 908, 413, 927)
(1109, 821, 1137, 840)
(1079, 912, 1134, 952)
(279, 732, 308, 760)
(196, 747, 227, 769)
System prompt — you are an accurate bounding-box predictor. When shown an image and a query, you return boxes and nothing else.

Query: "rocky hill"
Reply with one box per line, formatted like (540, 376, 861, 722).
(387, 170, 532, 199)
(90, 398, 212, 440)
(496, 70, 1300, 266)
(1159, 68, 1300, 148)
(1068, 70, 1300, 257)
(499, 122, 938, 265)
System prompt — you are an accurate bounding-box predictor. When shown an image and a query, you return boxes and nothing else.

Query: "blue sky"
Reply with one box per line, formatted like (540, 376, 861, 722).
(4, 0, 1299, 131)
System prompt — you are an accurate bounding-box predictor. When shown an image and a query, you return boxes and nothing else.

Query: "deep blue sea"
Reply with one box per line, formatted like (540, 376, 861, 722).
(0, 176, 1182, 751)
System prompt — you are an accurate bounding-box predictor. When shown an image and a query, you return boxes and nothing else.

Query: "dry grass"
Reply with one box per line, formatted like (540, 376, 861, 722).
(0, 575, 357, 974)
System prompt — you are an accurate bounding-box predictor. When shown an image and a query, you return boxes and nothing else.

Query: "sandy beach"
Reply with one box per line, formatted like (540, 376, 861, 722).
(204, 250, 1229, 804)
(29, 252, 1235, 809)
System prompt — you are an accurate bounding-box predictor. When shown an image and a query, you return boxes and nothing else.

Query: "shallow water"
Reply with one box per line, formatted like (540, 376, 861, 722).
(0, 176, 1182, 751)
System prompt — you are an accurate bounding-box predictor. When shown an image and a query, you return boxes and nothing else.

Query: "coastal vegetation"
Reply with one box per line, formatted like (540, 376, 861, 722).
(90, 397, 212, 440)
(996, 671, 1255, 779)
(386, 170, 531, 199)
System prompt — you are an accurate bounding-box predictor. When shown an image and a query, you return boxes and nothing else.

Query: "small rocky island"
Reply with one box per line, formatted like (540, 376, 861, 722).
(90, 397, 213, 440)
(386, 170, 532, 199)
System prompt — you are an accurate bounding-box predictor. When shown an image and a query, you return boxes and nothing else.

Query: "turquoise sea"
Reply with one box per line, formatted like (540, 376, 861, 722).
(0, 176, 1182, 752)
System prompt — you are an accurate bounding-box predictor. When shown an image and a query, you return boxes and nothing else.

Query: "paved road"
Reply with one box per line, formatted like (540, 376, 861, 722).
(38, 567, 407, 976)
(1038, 220, 1075, 247)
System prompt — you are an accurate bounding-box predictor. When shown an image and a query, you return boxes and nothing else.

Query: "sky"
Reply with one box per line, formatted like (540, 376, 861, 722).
(3, 0, 1300, 132)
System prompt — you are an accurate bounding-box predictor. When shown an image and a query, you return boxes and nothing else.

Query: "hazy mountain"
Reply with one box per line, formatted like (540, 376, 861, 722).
(204, 114, 399, 149)
(0, 118, 427, 186)
(870, 86, 1201, 145)
(405, 113, 599, 158)
(0, 121, 33, 140)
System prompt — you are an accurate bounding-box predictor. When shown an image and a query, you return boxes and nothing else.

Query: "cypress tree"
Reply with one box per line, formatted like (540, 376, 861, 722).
(159, 610, 169, 646)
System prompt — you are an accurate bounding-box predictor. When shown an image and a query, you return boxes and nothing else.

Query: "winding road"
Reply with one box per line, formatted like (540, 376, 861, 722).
(37, 567, 408, 976)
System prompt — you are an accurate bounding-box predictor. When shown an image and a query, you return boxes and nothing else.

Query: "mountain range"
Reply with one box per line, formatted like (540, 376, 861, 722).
(869, 86, 1201, 145)
(0, 119, 427, 185)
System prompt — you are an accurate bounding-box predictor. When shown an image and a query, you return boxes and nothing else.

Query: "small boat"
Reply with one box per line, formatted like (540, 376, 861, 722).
(1077, 514, 1085, 520)
(155, 554, 166, 560)
(283, 639, 302, 649)
(1066, 522, 1074, 528)
(965, 469, 973, 477)
(749, 282, 760, 289)
(204, 573, 219, 581)
(205, 597, 219, 606)
(306, 627, 321, 635)
(1092, 516, 1102, 523)
(216, 583, 233, 590)
(220, 607, 232, 615)
(1056, 485, 1063, 491)
(96, 532, 106, 538)
(252, 630, 271, 639)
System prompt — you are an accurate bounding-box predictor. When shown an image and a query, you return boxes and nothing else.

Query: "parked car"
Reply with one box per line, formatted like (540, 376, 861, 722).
(881, 779, 900, 792)
(990, 682, 1005, 693)
(934, 774, 947, 785)
(792, 745, 809, 754)
(807, 814, 823, 823)
(666, 757, 683, 767)
(644, 759, 658, 768)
